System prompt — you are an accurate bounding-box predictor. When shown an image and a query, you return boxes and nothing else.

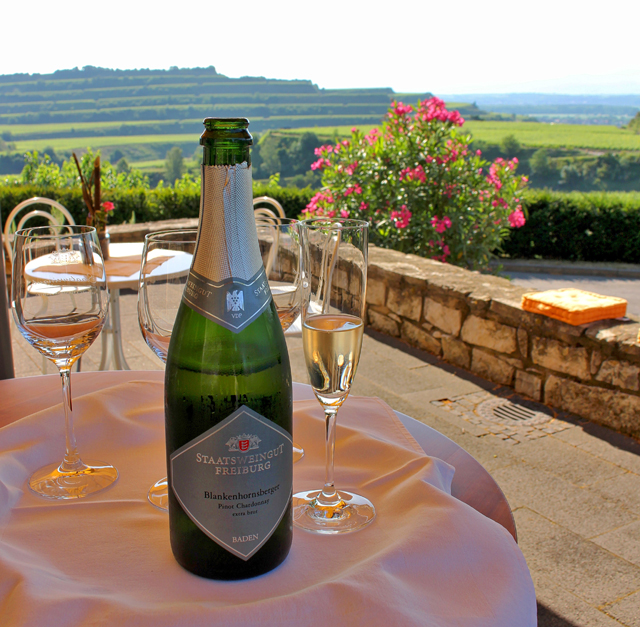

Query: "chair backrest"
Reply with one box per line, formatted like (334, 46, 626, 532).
(253, 196, 285, 221)
(3, 197, 76, 259)
(0, 206, 15, 379)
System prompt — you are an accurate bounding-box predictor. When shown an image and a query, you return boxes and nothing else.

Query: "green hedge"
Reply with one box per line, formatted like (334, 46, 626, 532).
(502, 189, 640, 263)
(0, 183, 315, 229)
(4, 184, 640, 264)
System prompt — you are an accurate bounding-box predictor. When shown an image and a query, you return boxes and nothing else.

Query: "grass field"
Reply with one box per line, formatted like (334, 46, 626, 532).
(463, 121, 640, 151)
(5, 119, 640, 159)
(288, 121, 640, 151)
(12, 134, 196, 152)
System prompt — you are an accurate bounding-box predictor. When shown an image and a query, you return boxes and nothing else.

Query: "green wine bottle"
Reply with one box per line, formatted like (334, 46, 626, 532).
(164, 118, 293, 580)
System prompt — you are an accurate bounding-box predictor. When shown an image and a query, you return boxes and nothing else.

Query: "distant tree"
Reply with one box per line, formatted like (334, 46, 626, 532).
(165, 147, 184, 183)
(500, 134, 521, 158)
(530, 149, 555, 179)
(116, 157, 131, 174)
(111, 149, 125, 163)
(627, 111, 640, 133)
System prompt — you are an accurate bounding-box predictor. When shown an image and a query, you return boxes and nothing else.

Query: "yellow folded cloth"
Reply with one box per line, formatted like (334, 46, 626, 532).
(522, 288, 627, 325)
(105, 254, 171, 278)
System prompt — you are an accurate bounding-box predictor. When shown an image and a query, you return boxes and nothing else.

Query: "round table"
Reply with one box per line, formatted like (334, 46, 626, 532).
(0, 370, 516, 541)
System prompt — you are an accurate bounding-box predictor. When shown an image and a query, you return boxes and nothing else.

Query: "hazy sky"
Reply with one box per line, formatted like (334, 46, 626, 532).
(3, 0, 639, 95)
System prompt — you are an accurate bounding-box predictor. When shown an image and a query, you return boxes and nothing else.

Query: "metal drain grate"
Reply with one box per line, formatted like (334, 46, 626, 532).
(475, 397, 553, 427)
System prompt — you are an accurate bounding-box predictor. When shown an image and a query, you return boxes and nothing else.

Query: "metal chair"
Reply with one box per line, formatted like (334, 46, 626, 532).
(4, 198, 77, 375)
(0, 207, 15, 380)
(3, 197, 75, 261)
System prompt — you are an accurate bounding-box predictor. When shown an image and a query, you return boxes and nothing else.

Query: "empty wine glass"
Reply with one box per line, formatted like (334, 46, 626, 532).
(11, 225, 118, 499)
(256, 217, 305, 462)
(292, 218, 374, 534)
(137, 229, 196, 510)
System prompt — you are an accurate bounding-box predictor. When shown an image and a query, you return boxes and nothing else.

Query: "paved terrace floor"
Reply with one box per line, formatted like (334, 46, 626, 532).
(7, 288, 640, 627)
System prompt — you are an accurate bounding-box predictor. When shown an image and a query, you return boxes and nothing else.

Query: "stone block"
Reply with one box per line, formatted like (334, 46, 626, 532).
(423, 297, 464, 336)
(544, 375, 640, 438)
(514, 370, 543, 401)
(595, 358, 640, 392)
(401, 321, 441, 356)
(366, 278, 386, 306)
(517, 327, 528, 358)
(367, 309, 400, 337)
(460, 315, 517, 354)
(531, 337, 590, 380)
(387, 285, 422, 321)
(441, 335, 471, 369)
(470, 348, 515, 386)
(590, 349, 604, 376)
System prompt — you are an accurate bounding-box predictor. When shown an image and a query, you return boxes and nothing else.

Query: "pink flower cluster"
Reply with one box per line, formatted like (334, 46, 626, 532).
(304, 191, 334, 215)
(365, 128, 381, 146)
(508, 207, 526, 228)
(343, 184, 362, 196)
(431, 215, 452, 234)
(345, 161, 358, 175)
(390, 205, 412, 229)
(311, 157, 331, 171)
(102, 201, 114, 212)
(314, 144, 334, 156)
(428, 239, 451, 262)
(399, 165, 426, 184)
(391, 101, 414, 117)
(416, 97, 464, 126)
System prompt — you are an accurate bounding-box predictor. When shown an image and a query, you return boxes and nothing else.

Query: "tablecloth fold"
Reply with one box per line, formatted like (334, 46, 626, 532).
(0, 379, 536, 627)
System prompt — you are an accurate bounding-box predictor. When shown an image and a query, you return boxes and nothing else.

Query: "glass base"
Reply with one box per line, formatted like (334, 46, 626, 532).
(292, 489, 375, 534)
(29, 459, 118, 500)
(293, 442, 305, 464)
(148, 477, 169, 512)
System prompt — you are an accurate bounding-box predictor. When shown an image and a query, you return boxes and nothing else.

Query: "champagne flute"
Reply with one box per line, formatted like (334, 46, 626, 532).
(137, 229, 197, 510)
(11, 225, 118, 499)
(292, 218, 374, 534)
(256, 217, 305, 462)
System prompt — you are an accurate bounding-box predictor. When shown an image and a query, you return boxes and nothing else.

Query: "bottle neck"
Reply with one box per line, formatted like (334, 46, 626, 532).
(202, 145, 251, 167)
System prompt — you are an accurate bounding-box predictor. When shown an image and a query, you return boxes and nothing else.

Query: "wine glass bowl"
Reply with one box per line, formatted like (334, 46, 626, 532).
(256, 217, 303, 332)
(137, 229, 197, 510)
(11, 225, 117, 499)
(293, 218, 374, 534)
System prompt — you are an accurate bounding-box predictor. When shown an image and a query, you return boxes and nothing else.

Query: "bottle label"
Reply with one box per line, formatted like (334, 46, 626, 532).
(183, 163, 271, 334)
(170, 405, 293, 561)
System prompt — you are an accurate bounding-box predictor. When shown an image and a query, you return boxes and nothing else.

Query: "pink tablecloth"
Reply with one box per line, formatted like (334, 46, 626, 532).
(0, 377, 536, 626)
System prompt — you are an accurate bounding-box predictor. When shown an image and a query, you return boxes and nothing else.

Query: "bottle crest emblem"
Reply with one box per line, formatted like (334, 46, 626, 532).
(226, 290, 244, 312)
(226, 433, 261, 452)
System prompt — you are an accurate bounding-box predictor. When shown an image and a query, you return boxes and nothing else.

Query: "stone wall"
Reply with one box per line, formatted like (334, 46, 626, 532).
(366, 246, 640, 439)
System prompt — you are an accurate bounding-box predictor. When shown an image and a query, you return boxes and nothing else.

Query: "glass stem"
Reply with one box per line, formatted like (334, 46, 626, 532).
(58, 367, 85, 473)
(317, 406, 341, 507)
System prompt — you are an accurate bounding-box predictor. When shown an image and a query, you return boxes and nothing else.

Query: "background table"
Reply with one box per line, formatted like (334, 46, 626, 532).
(0, 370, 516, 541)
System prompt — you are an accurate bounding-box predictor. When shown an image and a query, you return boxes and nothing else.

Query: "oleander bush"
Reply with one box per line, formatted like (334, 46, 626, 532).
(304, 98, 529, 270)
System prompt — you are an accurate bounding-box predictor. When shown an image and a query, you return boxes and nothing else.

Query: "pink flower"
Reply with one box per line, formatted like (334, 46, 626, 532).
(392, 101, 414, 117)
(340, 209, 350, 218)
(345, 161, 358, 175)
(508, 209, 526, 228)
(359, 201, 369, 211)
(390, 205, 412, 229)
(431, 215, 452, 234)
(310, 158, 330, 171)
(102, 201, 114, 212)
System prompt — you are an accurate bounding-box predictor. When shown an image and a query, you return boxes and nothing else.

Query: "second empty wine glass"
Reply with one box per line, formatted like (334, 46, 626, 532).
(138, 229, 197, 510)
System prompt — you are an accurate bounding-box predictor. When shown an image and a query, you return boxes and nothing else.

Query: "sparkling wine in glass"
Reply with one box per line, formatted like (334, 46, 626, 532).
(256, 217, 305, 462)
(137, 229, 196, 510)
(11, 225, 118, 499)
(293, 218, 375, 534)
